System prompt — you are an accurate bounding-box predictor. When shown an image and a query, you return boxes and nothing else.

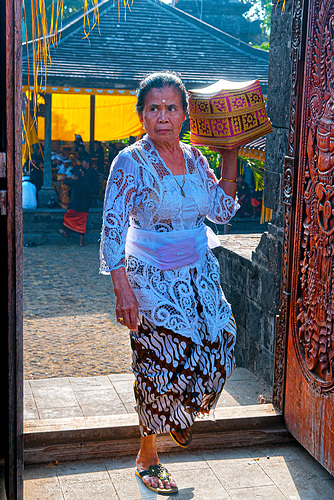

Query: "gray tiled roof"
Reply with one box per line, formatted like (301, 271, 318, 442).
(22, 0, 269, 92)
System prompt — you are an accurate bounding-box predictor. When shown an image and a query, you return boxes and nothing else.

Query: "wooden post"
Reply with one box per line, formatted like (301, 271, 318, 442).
(43, 93, 52, 188)
(1, 0, 24, 498)
(39, 93, 55, 206)
(89, 94, 95, 157)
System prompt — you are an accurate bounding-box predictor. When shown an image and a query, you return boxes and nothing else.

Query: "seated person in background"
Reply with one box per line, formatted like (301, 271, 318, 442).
(62, 158, 73, 177)
(251, 189, 263, 219)
(22, 173, 37, 210)
(56, 155, 72, 177)
(94, 141, 105, 174)
(237, 174, 252, 217)
(108, 142, 118, 167)
(26, 153, 43, 192)
(74, 134, 84, 152)
(77, 143, 88, 162)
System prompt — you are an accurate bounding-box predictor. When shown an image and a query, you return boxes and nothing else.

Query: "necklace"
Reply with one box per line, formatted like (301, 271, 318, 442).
(174, 175, 186, 197)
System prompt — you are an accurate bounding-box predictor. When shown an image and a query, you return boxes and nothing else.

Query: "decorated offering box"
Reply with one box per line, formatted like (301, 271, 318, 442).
(188, 79, 272, 150)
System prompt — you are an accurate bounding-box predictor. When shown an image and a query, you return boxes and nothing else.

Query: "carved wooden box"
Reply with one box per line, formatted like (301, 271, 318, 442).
(188, 79, 272, 149)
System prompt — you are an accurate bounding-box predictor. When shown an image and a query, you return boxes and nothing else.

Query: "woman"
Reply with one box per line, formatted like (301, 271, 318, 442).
(59, 167, 90, 247)
(100, 72, 239, 495)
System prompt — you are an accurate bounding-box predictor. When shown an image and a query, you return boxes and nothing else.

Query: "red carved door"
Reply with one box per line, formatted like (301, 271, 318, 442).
(277, 0, 334, 475)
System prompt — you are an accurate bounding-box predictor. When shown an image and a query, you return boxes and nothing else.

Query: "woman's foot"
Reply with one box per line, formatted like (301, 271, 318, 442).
(170, 426, 192, 447)
(136, 436, 177, 492)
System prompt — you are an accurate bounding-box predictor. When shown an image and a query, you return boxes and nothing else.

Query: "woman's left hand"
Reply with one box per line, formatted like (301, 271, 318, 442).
(209, 145, 240, 164)
(209, 146, 240, 198)
(110, 267, 139, 331)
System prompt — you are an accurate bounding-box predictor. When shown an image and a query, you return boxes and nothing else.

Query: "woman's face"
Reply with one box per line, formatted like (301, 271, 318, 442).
(139, 86, 186, 144)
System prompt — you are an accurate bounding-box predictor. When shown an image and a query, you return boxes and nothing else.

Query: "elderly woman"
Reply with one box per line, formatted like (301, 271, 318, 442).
(100, 72, 239, 495)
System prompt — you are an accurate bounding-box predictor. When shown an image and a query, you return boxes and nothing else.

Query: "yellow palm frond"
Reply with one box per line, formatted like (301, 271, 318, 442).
(23, 0, 133, 161)
(23, 0, 132, 113)
(276, 0, 286, 13)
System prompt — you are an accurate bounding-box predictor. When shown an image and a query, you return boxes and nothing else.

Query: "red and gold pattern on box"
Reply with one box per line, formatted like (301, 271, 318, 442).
(189, 80, 272, 150)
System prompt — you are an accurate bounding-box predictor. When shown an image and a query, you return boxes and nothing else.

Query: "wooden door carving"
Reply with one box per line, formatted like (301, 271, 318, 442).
(274, 0, 334, 474)
(297, 3, 334, 383)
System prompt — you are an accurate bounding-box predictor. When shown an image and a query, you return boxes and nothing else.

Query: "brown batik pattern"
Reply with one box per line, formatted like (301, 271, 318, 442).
(130, 294, 236, 437)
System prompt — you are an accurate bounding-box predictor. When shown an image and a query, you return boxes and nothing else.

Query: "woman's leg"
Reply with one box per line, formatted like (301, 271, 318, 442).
(79, 233, 85, 247)
(136, 434, 177, 491)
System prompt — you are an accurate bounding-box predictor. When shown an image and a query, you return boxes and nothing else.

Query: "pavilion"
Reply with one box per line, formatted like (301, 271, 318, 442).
(22, 0, 269, 201)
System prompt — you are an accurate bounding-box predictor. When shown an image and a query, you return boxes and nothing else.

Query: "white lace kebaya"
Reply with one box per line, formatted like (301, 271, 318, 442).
(100, 135, 240, 345)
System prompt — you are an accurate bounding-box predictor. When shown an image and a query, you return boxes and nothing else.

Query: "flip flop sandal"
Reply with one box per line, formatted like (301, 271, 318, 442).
(169, 427, 193, 448)
(135, 463, 178, 495)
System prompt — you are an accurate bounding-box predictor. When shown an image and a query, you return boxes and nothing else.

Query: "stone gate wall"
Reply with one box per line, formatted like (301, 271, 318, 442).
(215, 1, 294, 386)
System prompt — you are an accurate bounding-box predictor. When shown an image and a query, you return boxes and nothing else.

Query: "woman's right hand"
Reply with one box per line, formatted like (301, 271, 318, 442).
(110, 267, 139, 331)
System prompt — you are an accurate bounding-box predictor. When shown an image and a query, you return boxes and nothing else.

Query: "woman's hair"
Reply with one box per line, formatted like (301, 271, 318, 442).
(136, 71, 188, 115)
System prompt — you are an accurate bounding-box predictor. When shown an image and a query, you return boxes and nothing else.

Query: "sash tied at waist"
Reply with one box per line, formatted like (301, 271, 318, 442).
(125, 225, 211, 270)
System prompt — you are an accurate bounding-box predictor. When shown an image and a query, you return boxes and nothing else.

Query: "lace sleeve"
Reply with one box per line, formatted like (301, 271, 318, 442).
(199, 153, 240, 224)
(99, 154, 137, 274)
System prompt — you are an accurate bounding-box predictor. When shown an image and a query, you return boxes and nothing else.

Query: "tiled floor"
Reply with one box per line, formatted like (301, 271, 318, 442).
(23, 369, 334, 499)
(24, 367, 272, 421)
(24, 443, 334, 499)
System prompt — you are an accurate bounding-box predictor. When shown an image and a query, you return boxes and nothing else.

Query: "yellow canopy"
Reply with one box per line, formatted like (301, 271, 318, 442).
(37, 93, 144, 142)
(95, 95, 143, 141)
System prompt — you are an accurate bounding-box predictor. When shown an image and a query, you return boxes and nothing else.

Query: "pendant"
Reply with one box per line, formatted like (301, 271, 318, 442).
(180, 188, 186, 197)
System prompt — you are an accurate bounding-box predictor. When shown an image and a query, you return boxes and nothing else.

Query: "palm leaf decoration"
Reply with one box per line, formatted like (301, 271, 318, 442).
(22, 0, 132, 164)
(23, 0, 132, 110)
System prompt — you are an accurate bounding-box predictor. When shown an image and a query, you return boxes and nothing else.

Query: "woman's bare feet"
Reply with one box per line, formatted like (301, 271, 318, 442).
(136, 435, 177, 491)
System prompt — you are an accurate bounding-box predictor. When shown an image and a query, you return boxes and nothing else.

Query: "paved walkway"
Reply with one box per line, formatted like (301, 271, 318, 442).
(23, 237, 261, 379)
(23, 242, 131, 379)
(24, 442, 334, 499)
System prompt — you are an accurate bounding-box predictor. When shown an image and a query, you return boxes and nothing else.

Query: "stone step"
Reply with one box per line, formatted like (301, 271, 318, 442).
(24, 404, 292, 465)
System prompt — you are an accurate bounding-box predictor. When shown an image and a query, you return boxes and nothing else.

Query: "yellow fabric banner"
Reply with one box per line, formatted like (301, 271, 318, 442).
(37, 93, 144, 142)
(95, 95, 144, 141)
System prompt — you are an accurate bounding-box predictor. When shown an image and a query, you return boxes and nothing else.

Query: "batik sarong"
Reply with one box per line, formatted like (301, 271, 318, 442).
(130, 288, 236, 437)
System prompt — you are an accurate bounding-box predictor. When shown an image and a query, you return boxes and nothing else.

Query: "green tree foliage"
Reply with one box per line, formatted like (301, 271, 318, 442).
(242, 0, 272, 50)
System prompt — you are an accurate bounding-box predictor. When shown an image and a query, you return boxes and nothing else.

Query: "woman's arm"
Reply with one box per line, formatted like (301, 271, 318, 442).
(100, 154, 137, 273)
(100, 154, 139, 330)
(197, 146, 240, 224)
(210, 146, 239, 199)
(110, 267, 139, 331)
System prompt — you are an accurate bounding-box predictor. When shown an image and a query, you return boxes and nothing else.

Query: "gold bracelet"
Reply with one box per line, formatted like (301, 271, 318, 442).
(221, 177, 237, 183)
